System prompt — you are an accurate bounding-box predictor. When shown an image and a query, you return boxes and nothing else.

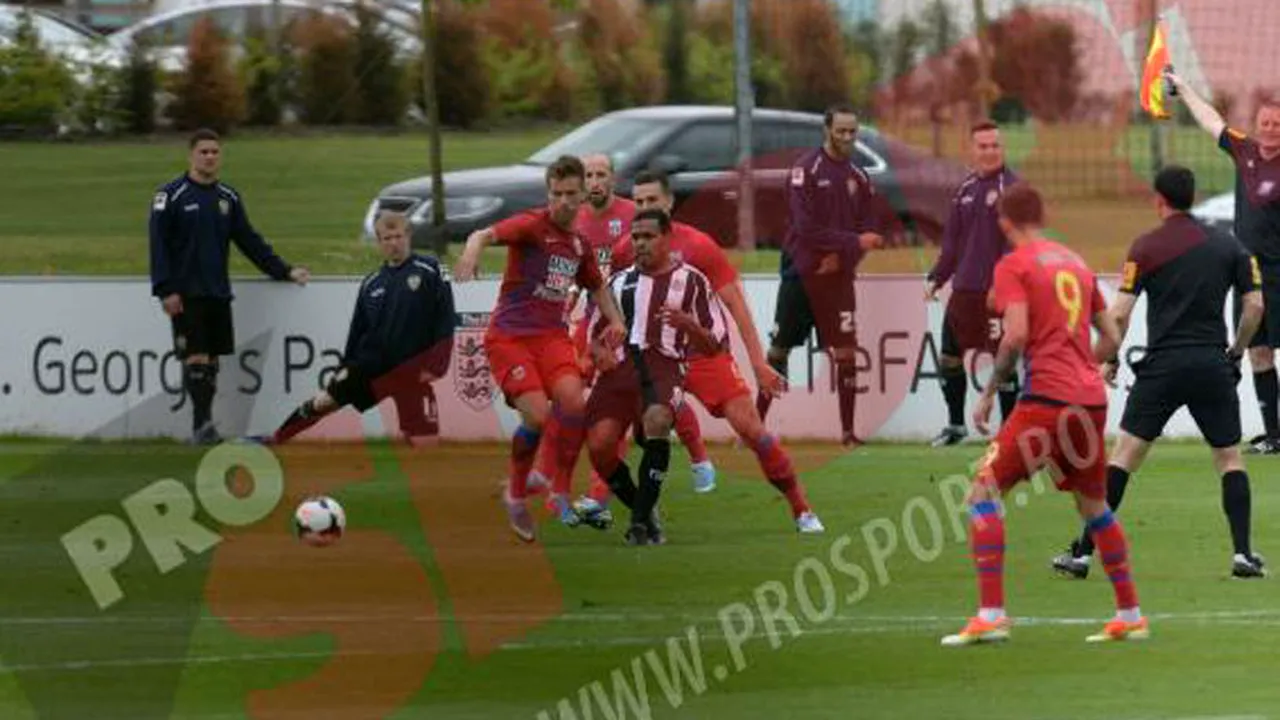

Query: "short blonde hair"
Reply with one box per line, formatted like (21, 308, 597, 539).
(374, 210, 409, 237)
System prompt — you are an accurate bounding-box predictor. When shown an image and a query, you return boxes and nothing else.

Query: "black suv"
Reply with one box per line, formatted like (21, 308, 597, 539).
(362, 105, 966, 249)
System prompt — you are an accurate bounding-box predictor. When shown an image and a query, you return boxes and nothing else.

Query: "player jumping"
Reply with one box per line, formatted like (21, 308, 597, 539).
(454, 155, 627, 543)
(576, 172, 821, 534)
(582, 209, 731, 545)
(941, 183, 1146, 646)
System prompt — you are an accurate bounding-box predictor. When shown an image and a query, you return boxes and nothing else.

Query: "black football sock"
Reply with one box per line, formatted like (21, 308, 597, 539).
(185, 362, 217, 432)
(998, 376, 1020, 424)
(605, 461, 637, 510)
(274, 399, 322, 444)
(633, 438, 671, 527)
(836, 363, 858, 438)
(1077, 465, 1131, 557)
(940, 363, 966, 427)
(1255, 369, 1279, 439)
(1222, 470, 1253, 557)
(756, 354, 788, 422)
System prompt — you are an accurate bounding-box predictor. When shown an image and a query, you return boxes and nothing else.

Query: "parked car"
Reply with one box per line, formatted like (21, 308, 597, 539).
(106, 0, 421, 73)
(0, 4, 123, 73)
(1190, 190, 1235, 234)
(363, 106, 969, 252)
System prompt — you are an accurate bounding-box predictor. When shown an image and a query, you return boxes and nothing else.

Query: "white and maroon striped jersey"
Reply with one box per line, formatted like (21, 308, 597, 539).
(588, 261, 730, 364)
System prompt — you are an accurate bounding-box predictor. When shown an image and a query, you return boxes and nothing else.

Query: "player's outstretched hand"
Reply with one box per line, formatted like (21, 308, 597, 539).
(1101, 361, 1118, 388)
(858, 232, 884, 251)
(753, 361, 786, 398)
(659, 307, 703, 335)
(972, 390, 996, 436)
(923, 278, 939, 302)
(289, 267, 311, 286)
(815, 253, 840, 275)
(453, 252, 479, 282)
(161, 293, 183, 317)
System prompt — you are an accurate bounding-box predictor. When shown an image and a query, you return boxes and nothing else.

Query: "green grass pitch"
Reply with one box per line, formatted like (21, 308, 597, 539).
(0, 439, 1274, 719)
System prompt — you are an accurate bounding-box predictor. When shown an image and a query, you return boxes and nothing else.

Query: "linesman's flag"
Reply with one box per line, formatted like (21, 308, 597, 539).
(1140, 22, 1172, 119)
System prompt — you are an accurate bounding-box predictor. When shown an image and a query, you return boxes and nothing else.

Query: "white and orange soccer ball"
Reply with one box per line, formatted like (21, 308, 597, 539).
(293, 496, 346, 547)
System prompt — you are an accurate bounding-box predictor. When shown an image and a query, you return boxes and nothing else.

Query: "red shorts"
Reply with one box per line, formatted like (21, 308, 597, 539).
(943, 290, 1001, 355)
(586, 351, 684, 426)
(484, 329, 581, 404)
(978, 401, 1108, 500)
(685, 353, 750, 417)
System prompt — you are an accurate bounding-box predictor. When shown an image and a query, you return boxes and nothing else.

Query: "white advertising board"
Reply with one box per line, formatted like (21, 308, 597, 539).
(0, 275, 1256, 442)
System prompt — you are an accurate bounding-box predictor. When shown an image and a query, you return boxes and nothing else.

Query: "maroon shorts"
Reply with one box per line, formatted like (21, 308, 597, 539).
(771, 271, 857, 350)
(976, 401, 1108, 500)
(586, 351, 684, 426)
(942, 290, 1001, 356)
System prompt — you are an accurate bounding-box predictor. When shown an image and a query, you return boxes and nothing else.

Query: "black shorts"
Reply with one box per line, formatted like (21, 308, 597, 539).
(171, 297, 234, 359)
(770, 272, 857, 350)
(1234, 269, 1280, 349)
(326, 363, 440, 435)
(1120, 353, 1241, 448)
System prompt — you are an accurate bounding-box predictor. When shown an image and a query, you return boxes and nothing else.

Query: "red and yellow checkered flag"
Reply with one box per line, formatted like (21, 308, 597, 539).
(1140, 21, 1173, 119)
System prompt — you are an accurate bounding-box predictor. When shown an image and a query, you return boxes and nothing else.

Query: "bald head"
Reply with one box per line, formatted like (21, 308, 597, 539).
(582, 154, 615, 210)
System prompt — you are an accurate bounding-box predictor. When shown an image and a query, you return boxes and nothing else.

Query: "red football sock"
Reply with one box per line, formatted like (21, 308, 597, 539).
(1088, 510, 1139, 611)
(533, 415, 560, 485)
(552, 408, 586, 496)
(508, 425, 541, 500)
(674, 403, 708, 464)
(969, 500, 1005, 611)
(752, 434, 809, 516)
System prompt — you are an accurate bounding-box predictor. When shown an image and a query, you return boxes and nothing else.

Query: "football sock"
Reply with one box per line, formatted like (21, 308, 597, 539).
(969, 500, 1005, 612)
(752, 434, 810, 516)
(273, 399, 321, 444)
(552, 408, 586, 497)
(1087, 509, 1139, 612)
(836, 362, 858, 438)
(633, 438, 670, 527)
(532, 414, 561, 487)
(1221, 469, 1253, 557)
(674, 403, 708, 465)
(941, 363, 966, 427)
(756, 354, 787, 423)
(186, 362, 216, 432)
(604, 461, 637, 510)
(997, 377, 1019, 424)
(508, 425, 541, 500)
(1254, 368, 1279, 438)
(1076, 465, 1130, 557)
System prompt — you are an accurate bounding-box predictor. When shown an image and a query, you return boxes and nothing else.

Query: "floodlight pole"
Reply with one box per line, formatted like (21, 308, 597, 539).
(733, 0, 755, 250)
(421, 0, 447, 258)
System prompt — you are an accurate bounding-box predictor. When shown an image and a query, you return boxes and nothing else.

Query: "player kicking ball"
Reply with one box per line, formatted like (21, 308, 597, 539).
(941, 184, 1147, 647)
(581, 209, 729, 545)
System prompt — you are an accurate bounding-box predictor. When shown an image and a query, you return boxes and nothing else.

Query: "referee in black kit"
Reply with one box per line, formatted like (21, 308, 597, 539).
(1050, 166, 1267, 579)
(149, 129, 310, 444)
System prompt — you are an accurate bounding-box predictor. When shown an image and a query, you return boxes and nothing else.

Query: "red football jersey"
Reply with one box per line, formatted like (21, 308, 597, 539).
(611, 221, 738, 292)
(576, 197, 635, 274)
(489, 208, 604, 336)
(990, 238, 1107, 407)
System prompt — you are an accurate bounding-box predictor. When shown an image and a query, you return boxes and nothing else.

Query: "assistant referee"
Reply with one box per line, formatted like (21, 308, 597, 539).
(149, 129, 310, 444)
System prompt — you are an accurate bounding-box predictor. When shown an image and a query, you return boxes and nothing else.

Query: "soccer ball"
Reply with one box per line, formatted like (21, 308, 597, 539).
(293, 496, 346, 547)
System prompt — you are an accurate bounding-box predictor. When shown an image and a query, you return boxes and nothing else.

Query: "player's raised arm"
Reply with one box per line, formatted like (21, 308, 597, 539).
(1165, 71, 1226, 140)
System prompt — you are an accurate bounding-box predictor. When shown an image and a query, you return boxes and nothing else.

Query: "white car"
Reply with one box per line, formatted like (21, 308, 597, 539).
(107, 0, 422, 74)
(0, 4, 123, 73)
(1190, 190, 1235, 234)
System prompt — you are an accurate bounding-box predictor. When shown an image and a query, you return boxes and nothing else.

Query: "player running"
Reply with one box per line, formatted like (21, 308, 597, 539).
(925, 120, 1020, 446)
(576, 173, 821, 534)
(264, 211, 455, 445)
(757, 104, 887, 446)
(531, 154, 715, 519)
(1051, 166, 1267, 580)
(454, 155, 627, 543)
(941, 183, 1146, 647)
(1166, 72, 1280, 453)
(582, 209, 731, 545)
